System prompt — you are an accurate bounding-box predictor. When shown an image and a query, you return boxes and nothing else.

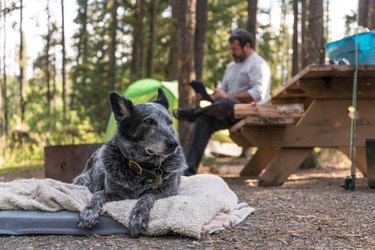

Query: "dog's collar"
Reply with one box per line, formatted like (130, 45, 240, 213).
(114, 141, 163, 185)
(128, 160, 163, 185)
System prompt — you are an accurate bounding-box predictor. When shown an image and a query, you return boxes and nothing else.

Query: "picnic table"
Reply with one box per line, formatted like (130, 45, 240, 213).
(230, 64, 375, 186)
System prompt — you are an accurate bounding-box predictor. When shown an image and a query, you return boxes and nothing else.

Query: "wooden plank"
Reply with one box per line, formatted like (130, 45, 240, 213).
(44, 144, 102, 183)
(258, 148, 312, 186)
(230, 117, 295, 132)
(229, 131, 251, 147)
(354, 99, 375, 125)
(240, 147, 279, 177)
(234, 103, 304, 119)
(241, 116, 296, 126)
(299, 78, 375, 99)
(240, 126, 375, 147)
(339, 147, 367, 176)
(272, 64, 375, 100)
(296, 99, 350, 126)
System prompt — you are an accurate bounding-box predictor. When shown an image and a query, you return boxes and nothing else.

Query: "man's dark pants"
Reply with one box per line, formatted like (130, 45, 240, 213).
(185, 98, 241, 175)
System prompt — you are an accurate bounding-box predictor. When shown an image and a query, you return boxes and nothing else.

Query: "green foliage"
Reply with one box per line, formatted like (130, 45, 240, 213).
(1, 0, 315, 170)
(344, 10, 357, 36)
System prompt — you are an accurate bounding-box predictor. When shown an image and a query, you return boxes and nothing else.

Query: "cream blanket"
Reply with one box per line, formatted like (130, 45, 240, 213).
(0, 174, 253, 239)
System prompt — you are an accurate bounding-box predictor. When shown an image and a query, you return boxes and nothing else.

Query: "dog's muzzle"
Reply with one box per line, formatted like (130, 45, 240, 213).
(146, 139, 178, 156)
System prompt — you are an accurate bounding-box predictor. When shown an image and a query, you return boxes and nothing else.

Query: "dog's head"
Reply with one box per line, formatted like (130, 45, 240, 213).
(109, 88, 180, 161)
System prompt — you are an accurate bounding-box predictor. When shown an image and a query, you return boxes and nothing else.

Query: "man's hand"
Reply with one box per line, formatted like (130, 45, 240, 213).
(213, 88, 229, 101)
(195, 93, 203, 102)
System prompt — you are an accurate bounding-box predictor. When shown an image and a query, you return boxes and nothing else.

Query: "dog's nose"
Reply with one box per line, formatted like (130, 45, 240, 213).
(165, 140, 178, 150)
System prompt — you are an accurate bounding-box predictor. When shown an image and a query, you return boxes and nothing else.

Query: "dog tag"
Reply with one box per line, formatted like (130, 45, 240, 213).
(154, 176, 162, 185)
(154, 168, 163, 185)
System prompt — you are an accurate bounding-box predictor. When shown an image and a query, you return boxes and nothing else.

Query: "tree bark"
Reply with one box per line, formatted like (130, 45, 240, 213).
(359, 0, 369, 28)
(359, 0, 375, 29)
(109, 0, 118, 91)
(61, 0, 67, 119)
(131, 0, 144, 81)
(138, 1, 145, 77)
(146, 0, 157, 77)
(46, 0, 51, 114)
(70, 0, 88, 109)
(19, 0, 25, 122)
(167, 0, 181, 80)
(302, 0, 324, 67)
(301, 0, 308, 68)
(194, 0, 207, 81)
(292, 0, 299, 76)
(175, 0, 196, 151)
(2, 0, 7, 139)
(247, 0, 258, 48)
(0, 0, 4, 151)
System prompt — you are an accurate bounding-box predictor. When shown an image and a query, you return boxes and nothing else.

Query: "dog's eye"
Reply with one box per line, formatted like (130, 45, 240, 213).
(144, 118, 156, 125)
(167, 119, 173, 125)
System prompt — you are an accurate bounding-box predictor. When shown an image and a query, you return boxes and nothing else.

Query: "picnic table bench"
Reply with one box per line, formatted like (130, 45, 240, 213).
(230, 64, 375, 186)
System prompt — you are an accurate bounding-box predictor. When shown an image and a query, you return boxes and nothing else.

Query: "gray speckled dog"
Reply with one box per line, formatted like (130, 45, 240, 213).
(73, 88, 187, 236)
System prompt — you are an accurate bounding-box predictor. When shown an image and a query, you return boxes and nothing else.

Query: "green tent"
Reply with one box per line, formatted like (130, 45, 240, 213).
(104, 78, 233, 143)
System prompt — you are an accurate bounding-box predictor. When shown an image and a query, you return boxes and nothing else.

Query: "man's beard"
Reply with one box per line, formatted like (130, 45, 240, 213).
(233, 54, 247, 62)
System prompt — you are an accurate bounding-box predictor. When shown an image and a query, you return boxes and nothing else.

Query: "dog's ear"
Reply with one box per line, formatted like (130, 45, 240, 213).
(109, 91, 134, 122)
(154, 88, 169, 110)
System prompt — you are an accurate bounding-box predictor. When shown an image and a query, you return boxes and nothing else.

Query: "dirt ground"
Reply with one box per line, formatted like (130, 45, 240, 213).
(0, 156, 374, 250)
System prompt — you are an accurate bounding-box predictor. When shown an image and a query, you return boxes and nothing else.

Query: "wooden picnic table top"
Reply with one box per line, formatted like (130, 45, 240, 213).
(272, 64, 375, 102)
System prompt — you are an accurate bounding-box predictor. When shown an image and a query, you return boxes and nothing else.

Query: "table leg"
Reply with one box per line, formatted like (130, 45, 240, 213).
(240, 147, 279, 177)
(258, 148, 312, 186)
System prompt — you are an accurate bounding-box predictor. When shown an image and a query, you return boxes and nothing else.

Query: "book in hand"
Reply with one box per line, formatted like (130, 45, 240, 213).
(189, 80, 214, 103)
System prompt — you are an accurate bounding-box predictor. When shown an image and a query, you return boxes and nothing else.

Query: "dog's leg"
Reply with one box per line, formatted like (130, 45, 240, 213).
(129, 194, 155, 237)
(77, 190, 105, 228)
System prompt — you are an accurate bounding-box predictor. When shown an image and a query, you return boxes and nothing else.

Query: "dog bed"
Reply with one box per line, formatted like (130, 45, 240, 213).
(0, 174, 253, 239)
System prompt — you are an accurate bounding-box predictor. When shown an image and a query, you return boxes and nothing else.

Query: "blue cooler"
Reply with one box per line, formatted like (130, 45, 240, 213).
(326, 31, 375, 64)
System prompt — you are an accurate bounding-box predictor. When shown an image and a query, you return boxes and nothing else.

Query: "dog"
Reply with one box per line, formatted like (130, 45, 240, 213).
(73, 88, 187, 236)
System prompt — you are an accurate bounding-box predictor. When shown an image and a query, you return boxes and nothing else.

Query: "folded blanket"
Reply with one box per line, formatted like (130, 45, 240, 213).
(0, 174, 253, 238)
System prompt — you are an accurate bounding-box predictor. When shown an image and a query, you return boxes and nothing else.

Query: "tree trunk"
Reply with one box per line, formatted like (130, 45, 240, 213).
(194, 0, 207, 81)
(0, 0, 4, 151)
(247, 0, 258, 48)
(359, 0, 369, 28)
(19, 0, 25, 122)
(167, 0, 181, 80)
(138, 1, 145, 78)
(61, 0, 67, 119)
(131, 0, 144, 81)
(292, 0, 299, 76)
(52, 61, 57, 112)
(146, 0, 157, 77)
(302, 0, 324, 67)
(70, 0, 88, 109)
(46, 0, 51, 115)
(279, 0, 289, 82)
(359, 0, 375, 29)
(2, 0, 7, 139)
(301, 0, 308, 68)
(109, 0, 118, 91)
(175, 0, 196, 151)
(323, 0, 329, 61)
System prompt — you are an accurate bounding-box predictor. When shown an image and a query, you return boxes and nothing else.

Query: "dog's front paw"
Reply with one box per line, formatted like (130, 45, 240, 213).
(77, 207, 100, 229)
(129, 214, 148, 237)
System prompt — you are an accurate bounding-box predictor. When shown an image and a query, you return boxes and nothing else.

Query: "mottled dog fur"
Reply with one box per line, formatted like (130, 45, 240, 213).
(73, 89, 187, 236)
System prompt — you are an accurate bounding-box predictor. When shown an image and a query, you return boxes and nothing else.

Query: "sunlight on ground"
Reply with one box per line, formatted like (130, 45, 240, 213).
(200, 148, 367, 188)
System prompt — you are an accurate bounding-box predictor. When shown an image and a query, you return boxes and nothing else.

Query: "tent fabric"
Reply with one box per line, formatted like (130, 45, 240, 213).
(104, 79, 178, 142)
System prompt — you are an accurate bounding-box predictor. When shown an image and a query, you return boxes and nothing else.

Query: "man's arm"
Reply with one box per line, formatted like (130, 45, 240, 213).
(212, 88, 254, 103)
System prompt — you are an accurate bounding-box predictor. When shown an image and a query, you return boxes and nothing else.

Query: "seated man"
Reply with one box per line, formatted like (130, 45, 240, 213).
(174, 29, 271, 176)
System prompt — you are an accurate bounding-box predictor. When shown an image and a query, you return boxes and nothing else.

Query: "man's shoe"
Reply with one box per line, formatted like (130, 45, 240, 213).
(184, 168, 197, 176)
(172, 108, 196, 122)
